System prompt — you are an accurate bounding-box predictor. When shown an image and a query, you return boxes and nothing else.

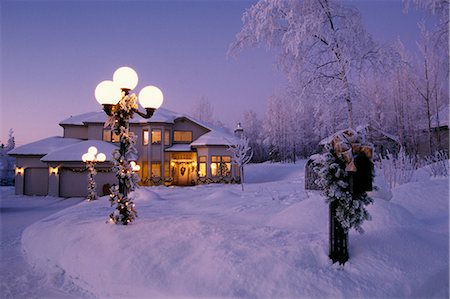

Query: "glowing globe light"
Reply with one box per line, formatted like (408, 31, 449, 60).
(88, 146, 98, 155)
(138, 86, 164, 109)
(97, 153, 106, 163)
(82, 153, 88, 162)
(95, 80, 122, 105)
(113, 66, 138, 90)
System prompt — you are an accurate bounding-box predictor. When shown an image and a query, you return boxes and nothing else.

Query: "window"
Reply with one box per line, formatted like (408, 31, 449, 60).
(103, 129, 111, 142)
(164, 130, 170, 146)
(142, 161, 149, 181)
(151, 129, 161, 144)
(174, 131, 193, 143)
(211, 156, 231, 177)
(143, 129, 149, 145)
(198, 156, 207, 177)
(164, 162, 170, 179)
(151, 162, 161, 178)
(103, 129, 119, 143)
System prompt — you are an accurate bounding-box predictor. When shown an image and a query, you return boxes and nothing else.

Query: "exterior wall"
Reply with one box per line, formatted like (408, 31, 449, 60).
(87, 124, 104, 141)
(194, 145, 239, 182)
(133, 123, 171, 184)
(63, 125, 88, 139)
(173, 118, 209, 142)
(14, 156, 48, 195)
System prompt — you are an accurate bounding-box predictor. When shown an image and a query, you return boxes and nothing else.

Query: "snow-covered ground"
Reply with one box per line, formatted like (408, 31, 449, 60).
(2, 162, 449, 298)
(0, 188, 83, 298)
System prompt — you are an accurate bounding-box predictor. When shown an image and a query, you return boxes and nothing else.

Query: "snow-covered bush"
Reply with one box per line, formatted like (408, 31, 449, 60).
(376, 148, 419, 189)
(422, 150, 449, 177)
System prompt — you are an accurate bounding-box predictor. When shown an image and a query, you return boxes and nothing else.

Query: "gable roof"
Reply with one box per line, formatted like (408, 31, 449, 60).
(191, 130, 238, 147)
(8, 137, 81, 156)
(41, 140, 118, 162)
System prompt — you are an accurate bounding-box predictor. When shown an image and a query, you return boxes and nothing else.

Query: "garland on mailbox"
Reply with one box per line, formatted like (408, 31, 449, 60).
(313, 129, 374, 233)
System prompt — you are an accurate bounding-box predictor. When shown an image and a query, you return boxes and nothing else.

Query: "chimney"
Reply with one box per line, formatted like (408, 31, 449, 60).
(234, 122, 244, 138)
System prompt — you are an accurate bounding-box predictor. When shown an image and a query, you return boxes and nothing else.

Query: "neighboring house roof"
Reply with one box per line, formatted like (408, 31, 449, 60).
(8, 137, 81, 156)
(165, 144, 193, 152)
(41, 140, 118, 162)
(430, 106, 449, 128)
(191, 130, 238, 147)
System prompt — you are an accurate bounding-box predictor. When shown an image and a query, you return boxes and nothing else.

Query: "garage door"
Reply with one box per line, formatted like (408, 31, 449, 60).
(24, 168, 48, 196)
(59, 169, 116, 198)
(60, 169, 88, 198)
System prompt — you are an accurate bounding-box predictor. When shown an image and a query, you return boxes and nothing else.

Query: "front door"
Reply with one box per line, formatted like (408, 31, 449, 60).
(177, 162, 190, 185)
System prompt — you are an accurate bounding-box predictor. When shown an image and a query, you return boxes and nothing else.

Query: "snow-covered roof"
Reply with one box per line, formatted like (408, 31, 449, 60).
(58, 108, 212, 128)
(165, 144, 193, 152)
(191, 131, 238, 147)
(59, 112, 105, 125)
(8, 137, 81, 156)
(41, 140, 118, 162)
(429, 106, 449, 128)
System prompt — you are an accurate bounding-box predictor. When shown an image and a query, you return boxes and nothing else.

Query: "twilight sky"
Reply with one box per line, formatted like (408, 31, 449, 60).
(1, 0, 429, 146)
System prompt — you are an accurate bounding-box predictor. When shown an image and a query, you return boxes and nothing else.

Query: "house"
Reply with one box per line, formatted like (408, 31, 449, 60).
(9, 108, 240, 197)
(417, 106, 449, 156)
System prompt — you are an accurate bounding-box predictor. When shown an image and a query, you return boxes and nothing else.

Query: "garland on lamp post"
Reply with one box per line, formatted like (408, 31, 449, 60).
(95, 66, 164, 225)
(82, 146, 106, 201)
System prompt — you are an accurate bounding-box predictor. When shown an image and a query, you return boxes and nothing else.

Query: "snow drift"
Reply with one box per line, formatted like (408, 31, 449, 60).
(22, 163, 449, 298)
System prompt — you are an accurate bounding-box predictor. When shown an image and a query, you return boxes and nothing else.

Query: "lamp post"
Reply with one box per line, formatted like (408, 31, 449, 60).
(82, 146, 106, 201)
(95, 66, 163, 225)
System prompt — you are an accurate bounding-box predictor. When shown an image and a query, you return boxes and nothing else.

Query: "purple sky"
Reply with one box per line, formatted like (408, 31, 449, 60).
(1, 0, 429, 146)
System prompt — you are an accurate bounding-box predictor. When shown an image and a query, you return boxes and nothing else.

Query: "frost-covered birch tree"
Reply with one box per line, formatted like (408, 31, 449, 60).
(228, 135, 253, 191)
(192, 96, 214, 123)
(242, 110, 267, 162)
(229, 0, 383, 129)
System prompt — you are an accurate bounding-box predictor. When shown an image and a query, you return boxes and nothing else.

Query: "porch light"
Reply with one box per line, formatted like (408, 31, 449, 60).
(49, 167, 59, 175)
(130, 161, 141, 172)
(15, 167, 24, 175)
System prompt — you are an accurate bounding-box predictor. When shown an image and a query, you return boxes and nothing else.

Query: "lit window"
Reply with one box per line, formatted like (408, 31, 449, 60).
(164, 162, 170, 179)
(103, 129, 111, 142)
(151, 162, 161, 178)
(103, 129, 119, 143)
(174, 131, 193, 143)
(199, 156, 206, 177)
(164, 130, 170, 146)
(211, 156, 231, 177)
(143, 129, 149, 145)
(152, 129, 161, 144)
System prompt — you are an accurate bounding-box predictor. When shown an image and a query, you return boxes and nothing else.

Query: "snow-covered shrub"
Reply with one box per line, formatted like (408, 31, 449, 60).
(376, 148, 419, 189)
(422, 150, 449, 177)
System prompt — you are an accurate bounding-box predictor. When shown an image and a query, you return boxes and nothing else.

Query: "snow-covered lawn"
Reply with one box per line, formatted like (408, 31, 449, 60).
(3, 162, 449, 298)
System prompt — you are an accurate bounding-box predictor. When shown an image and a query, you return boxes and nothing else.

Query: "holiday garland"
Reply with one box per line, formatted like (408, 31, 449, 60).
(86, 161, 98, 201)
(313, 129, 373, 234)
(105, 93, 140, 225)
